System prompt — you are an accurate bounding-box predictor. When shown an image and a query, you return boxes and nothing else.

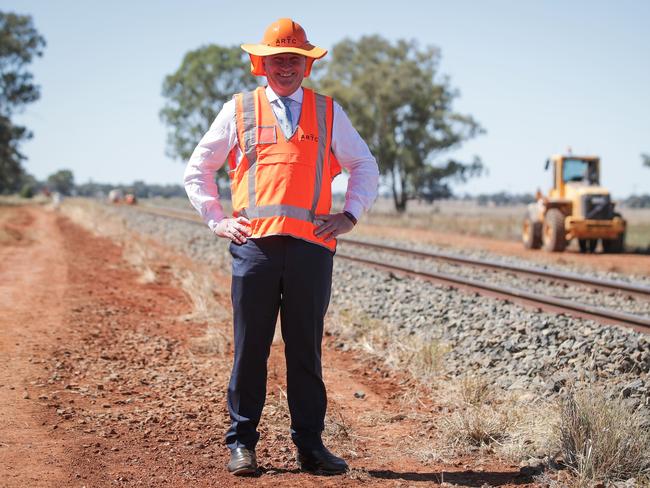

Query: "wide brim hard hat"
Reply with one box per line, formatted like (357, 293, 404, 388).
(241, 43, 327, 59)
(241, 18, 327, 77)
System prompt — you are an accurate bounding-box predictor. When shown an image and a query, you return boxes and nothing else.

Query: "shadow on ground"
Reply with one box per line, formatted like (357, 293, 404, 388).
(368, 469, 532, 486)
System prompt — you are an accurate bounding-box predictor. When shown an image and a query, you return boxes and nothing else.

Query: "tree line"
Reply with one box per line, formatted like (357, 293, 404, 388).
(16, 166, 650, 209)
(0, 11, 45, 194)
(17, 169, 188, 199)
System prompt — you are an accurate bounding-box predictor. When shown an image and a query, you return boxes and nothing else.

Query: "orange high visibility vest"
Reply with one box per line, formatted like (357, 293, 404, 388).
(228, 87, 341, 251)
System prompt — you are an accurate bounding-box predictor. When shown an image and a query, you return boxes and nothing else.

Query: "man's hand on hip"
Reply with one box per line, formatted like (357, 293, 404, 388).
(314, 213, 355, 242)
(214, 216, 252, 244)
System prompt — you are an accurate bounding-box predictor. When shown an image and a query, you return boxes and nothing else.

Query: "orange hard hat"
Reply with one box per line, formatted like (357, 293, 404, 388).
(241, 18, 327, 77)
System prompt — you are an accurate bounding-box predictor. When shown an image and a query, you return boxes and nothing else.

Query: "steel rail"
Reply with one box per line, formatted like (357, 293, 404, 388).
(134, 204, 205, 224)
(128, 204, 650, 331)
(335, 252, 650, 331)
(338, 238, 650, 297)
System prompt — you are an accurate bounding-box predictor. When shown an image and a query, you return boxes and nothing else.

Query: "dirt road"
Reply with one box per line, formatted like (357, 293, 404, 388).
(0, 205, 532, 487)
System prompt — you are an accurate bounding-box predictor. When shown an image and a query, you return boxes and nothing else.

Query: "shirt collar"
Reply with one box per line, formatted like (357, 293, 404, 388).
(266, 85, 303, 105)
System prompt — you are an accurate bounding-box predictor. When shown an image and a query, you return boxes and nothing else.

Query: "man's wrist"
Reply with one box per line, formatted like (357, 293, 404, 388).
(342, 211, 357, 226)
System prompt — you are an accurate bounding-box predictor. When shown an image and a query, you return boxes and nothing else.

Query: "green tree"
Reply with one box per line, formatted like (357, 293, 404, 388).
(315, 35, 484, 212)
(0, 11, 45, 193)
(47, 169, 74, 195)
(18, 171, 38, 198)
(160, 45, 258, 163)
(642, 153, 650, 169)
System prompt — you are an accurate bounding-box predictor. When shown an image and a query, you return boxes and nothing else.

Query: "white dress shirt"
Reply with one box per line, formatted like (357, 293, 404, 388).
(184, 86, 379, 232)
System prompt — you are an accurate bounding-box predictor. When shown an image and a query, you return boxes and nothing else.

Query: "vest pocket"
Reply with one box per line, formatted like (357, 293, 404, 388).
(255, 152, 314, 207)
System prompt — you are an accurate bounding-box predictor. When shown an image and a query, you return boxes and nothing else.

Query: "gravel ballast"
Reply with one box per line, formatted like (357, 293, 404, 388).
(338, 241, 650, 318)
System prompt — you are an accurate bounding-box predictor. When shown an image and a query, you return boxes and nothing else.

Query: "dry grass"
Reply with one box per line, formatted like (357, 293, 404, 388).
(363, 199, 524, 241)
(621, 208, 650, 249)
(628, 223, 650, 250)
(189, 326, 229, 356)
(175, 268, 229, 323)
(459, 373, 495, 407)
(324, 410, 352, 443)
(0, 195, 49, 206)
(442, 404, 517, 450)
(331, 308, 448, 386)
(554, 389, 650, 486)
(0, 205, 33, 245)
(60, 198, 126, 237)
(407, 340, 448, 382)
(436, 375, 556, 462)
(323, 405, 360, 459)
(497, 400, 557, 462)
(359, 198, 650, 250)
(122, 239, 158, 284)
(264, 386, 291, 424)
(173, 265, 231, 357)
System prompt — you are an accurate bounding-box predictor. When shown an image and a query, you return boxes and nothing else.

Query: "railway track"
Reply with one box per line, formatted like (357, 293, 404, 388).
(127, 204, 650, 333)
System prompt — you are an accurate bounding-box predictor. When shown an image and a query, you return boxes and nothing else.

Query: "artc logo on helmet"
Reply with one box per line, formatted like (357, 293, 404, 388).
(274, 37, 298, 46)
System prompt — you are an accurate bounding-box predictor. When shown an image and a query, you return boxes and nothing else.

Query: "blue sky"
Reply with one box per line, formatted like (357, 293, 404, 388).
(9, 0, 650, 197)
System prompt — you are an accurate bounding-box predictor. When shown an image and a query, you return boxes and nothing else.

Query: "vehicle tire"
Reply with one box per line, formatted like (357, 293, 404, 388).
(603, 231, 625, 253)
(578, 239, 587, 253)
(603, 213, 626, 254)
(579, 239, 598, 253)
(543, 209, 567, 252)
(522, 217, 542, 249)
(588, 239, 598, 253)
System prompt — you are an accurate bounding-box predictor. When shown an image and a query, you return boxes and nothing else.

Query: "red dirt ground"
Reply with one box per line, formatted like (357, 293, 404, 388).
(0, 205, 536, 487)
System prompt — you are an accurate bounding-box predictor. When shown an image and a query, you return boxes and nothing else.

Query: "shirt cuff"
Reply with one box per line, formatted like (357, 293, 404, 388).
(207, 218, 223, 233)
(343, 201, 363, 221)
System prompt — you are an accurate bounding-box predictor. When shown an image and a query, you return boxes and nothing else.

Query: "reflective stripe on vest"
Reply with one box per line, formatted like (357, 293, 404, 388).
(241, 92, 257, 213)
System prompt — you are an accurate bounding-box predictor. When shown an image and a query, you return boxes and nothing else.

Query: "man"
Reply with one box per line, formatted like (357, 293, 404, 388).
(184, 18, 378, 476)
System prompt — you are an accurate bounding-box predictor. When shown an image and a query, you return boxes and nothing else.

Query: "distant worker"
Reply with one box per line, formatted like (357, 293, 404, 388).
(184, 18, 379, 476)
(51, 191, 62, 210)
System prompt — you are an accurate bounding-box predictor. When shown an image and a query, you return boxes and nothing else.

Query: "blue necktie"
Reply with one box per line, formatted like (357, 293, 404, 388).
(279, 97, 294, 138)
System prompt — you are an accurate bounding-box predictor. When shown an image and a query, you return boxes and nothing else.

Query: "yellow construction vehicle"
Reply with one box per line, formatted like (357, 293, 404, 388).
(522, 154, 626, 253)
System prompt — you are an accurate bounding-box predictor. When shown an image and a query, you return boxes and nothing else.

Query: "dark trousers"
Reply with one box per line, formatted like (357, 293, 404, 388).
(225, 236, 334, 451)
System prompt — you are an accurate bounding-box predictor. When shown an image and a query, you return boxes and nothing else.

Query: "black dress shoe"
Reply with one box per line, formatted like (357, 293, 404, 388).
(227, 447, 257, 475)
(297, 446, 348, 475)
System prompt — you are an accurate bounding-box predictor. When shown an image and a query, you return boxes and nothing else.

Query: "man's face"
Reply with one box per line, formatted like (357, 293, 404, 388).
(263, 53, 306, 96)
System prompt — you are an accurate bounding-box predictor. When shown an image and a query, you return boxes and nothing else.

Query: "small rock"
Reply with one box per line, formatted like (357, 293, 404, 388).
(622, 379, 644, 398)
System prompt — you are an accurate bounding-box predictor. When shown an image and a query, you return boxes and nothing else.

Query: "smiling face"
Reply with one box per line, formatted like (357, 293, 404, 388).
(263, 53, 306, 96)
